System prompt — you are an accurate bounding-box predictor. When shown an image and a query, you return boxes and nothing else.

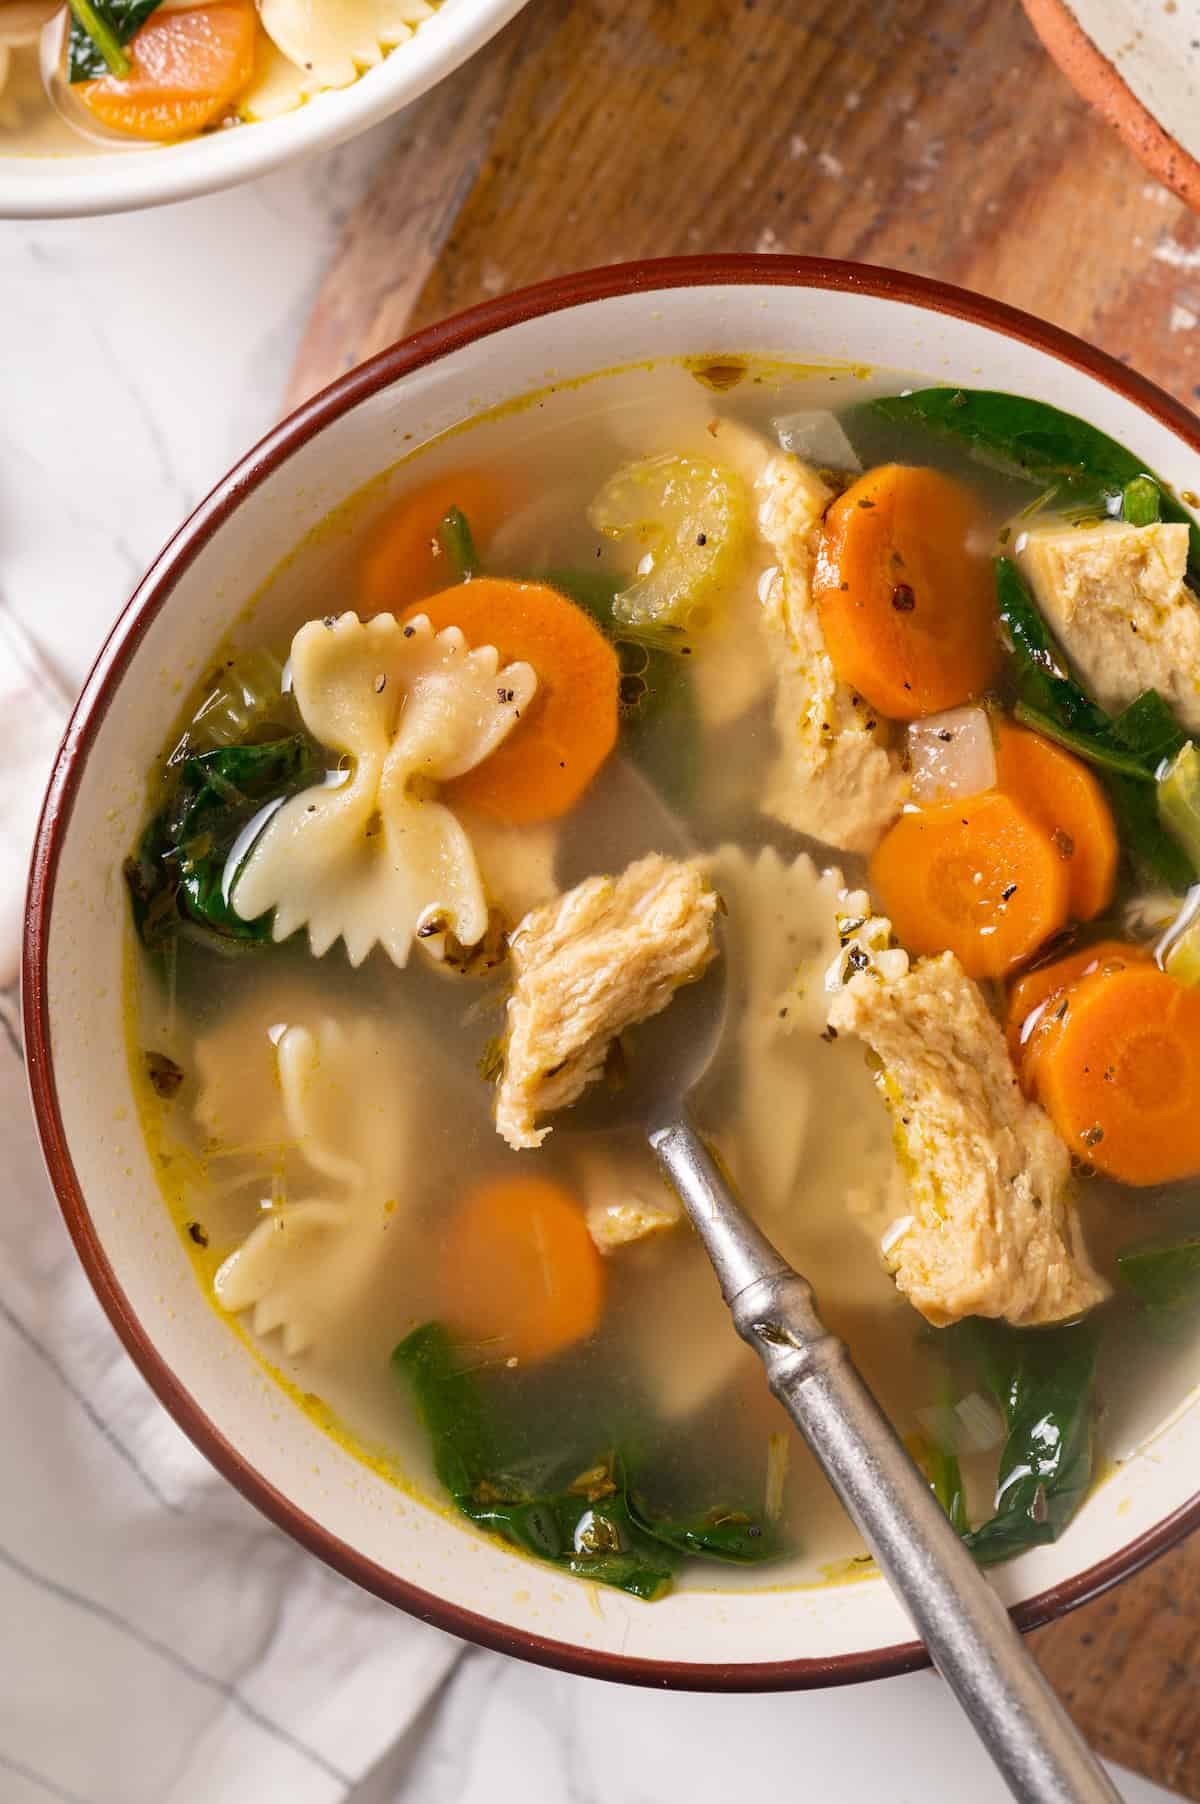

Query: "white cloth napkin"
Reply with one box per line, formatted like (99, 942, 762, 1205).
(0, 605, 465, 1804)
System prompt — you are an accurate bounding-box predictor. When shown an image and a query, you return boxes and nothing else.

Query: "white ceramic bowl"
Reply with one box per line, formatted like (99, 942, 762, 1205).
(25, 258, 1200, 1688)
(0, 0, 529, 220)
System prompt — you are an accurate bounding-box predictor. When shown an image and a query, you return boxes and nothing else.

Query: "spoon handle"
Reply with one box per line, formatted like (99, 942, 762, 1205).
(649, 1112, 1121, 1804)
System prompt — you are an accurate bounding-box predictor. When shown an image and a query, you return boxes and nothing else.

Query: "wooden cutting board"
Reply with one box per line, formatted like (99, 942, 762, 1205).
(289, 0, 1200, 1789)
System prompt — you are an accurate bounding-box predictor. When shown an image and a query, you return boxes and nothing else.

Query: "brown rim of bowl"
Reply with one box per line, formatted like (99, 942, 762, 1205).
(23, 254, 1200, 1692)
(1020, 0, 1200, 210)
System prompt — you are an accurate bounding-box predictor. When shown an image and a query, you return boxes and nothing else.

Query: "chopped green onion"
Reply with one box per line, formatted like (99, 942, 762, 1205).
(1157, 884, 1200, 984)
(1122, 475, 1162, 527)
(67, 0, 132, 76)
(184, 648, 290, 756)
(435, 506, 480, 581)
(1158, 741, 1200, 874)
(1164, 918, 1200, 985)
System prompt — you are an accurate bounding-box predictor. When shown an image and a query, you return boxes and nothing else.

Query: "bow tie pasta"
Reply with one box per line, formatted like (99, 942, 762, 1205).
(260, 0, 432, 85)
(210, 1013, 450, 1357)
(214, 1198, 371, 1358)
(697, 847, 896, 1232)
(231, 611, 536, 968)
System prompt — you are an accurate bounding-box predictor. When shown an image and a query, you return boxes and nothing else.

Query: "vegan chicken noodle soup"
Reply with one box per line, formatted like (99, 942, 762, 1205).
(126, 357, 1200, 1599)
(0, 0, 441, 157)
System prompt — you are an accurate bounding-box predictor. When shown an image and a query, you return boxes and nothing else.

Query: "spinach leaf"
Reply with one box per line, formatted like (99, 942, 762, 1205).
(393, 1322, 772, 1602)
(472, 1490, 675, 1601)
(624, 1483, 771, 1563)
(872, 388, 1200, 578)
(126, 735, 321, 950)
(1106, 774, 1195, 890)
(996, 559, 1193, 885)
(435, 506, 480, 582)
(68, 0, 162, 80)
(1011, 690, 1185, 787)
(997, 558, 1126, 755)
(949, 1319, 1097, 1567)
(1118, 1235, 1200, 1315)
(1012, 704, 1158, 784)
(1107, 688, 1188, 770)
(540, 566, 700, 808)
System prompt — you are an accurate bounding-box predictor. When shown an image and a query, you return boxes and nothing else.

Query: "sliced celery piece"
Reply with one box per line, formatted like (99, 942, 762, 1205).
(587, 454, 748, 630)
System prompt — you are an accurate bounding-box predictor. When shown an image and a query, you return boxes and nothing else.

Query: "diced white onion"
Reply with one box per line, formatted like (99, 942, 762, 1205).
(916, 1391, 1005, 1457)
(772, 410, 861, 472)
(876, 948, 910, 983)
(915, 1403, 961, 1453)
(881, 1213, 914, 1257)
(1122, 889, 1180, 939)
(908, 706, 997, 805)
(954, 1390, 1006, 1453)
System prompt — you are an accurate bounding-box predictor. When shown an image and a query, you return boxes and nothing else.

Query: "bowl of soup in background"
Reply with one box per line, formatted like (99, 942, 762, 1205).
(0, 0, 530, 220)
(24, 256, 1200, 1688)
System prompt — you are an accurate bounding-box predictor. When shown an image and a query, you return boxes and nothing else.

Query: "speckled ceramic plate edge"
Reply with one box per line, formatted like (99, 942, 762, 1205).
(1021, 0, 1200, 208)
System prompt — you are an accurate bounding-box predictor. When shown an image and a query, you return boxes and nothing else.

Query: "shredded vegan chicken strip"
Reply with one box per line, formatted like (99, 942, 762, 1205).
(495, 853, 718, 1150)
(709, 419, 908, 853)
(827, 918, 1108, 1327)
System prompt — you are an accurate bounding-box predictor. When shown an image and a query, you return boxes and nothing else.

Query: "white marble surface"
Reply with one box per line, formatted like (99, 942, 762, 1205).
(0, 148, 1179, 1804)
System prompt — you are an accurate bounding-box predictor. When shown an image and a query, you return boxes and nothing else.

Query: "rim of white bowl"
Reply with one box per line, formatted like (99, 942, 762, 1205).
(24, 256, 1200, 1689)
(0, 0, 531, 220)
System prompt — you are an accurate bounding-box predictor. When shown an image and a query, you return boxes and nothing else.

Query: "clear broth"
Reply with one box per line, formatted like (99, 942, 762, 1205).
(127, 356, 1200, 1591)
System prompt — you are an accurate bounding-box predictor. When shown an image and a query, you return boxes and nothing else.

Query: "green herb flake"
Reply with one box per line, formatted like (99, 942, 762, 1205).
(1122, 475, 1162, 527)
(435, 506, 481, 582)
(145, 1050, 184, 1100)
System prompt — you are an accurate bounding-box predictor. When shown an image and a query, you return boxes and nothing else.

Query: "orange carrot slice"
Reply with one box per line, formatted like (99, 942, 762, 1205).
(869, 791, 1071, 979)
(359, 470, 513, 614)
(1030, 963, 1200, 1185)
(813, 464, 998, 721)
(996, 723, 1118, 922)
(76, 0, 256, 141)
(403, 579, 619, 825)
(1007, 940, 1140, 1038)
(442, 1175, 605, 1365)
(1003, 945, 1140, 1082)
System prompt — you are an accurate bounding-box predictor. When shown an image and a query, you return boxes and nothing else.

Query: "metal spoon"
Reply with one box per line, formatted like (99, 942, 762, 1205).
(558, 762, 1121, 1804)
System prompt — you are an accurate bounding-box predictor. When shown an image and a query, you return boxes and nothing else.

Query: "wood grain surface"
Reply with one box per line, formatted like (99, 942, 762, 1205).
(289, 0, 1200, 411)
(289, 1, 1200, 1790)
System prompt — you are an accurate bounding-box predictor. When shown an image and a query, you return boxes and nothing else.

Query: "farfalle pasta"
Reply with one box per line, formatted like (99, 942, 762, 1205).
(210, 1013, 443, 1356)
(249, 0, 433, 111)
(231, 610, 536, 967)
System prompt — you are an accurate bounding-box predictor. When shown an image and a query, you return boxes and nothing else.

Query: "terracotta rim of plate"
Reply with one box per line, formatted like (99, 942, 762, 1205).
(23, 254, 1200, 1691)
(1021, 0, 1200, 210)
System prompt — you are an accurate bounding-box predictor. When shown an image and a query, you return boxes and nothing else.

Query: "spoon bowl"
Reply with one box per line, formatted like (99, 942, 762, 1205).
(551, 755, 729, 1132)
